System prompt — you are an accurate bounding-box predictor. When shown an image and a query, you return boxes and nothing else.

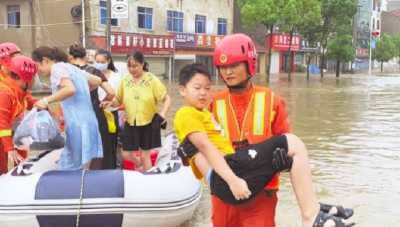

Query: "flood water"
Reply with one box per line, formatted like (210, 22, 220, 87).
(29, 72, 400, 227)
(178, 73, 400, 227)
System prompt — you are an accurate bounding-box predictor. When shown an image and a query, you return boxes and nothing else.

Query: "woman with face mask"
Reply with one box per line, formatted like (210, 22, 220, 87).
(94, 49, 121, 167)
(68, 43, 116, 170)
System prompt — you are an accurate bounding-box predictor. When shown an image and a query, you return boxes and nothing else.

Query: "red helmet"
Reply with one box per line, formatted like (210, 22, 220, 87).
(0, 43, 21, 67)
(213, 33, 257, 76)
(10, 56, 38, 83)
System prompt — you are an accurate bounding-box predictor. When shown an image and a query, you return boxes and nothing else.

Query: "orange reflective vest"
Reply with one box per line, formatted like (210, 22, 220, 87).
(211, 85, 279, 189)
(0, 81, 26, 151)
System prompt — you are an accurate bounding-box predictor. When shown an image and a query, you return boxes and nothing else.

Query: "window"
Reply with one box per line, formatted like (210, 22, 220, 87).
(218, 18, 227, 35)
(7, 5, 20, 28)
(138, 7, 153, 29)
(100, 1, 118, 26)
(377, 19, 380, 30)
(372, 18, 375, 29)
(195, 15, 206, 34)
(167, 11, 183, 32)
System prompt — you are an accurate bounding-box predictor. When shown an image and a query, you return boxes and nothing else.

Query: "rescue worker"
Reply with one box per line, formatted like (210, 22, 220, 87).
(0, 43, 21, 81)
(210, 33, 291, 226)
(0, 56, 38, 175)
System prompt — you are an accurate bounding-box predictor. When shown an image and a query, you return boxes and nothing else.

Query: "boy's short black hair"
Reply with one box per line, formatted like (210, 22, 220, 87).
(179, 63, 211, 86)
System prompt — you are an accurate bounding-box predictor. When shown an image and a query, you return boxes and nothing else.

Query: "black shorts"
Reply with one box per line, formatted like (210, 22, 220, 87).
(209, 134, 288, 205)
(122, 122, 161, 151)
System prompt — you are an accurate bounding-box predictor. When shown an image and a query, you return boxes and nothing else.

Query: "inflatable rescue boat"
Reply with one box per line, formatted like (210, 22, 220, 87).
(0, 132, 202, 227)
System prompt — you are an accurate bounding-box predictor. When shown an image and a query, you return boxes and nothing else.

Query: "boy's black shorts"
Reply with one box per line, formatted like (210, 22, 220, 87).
(209, 134, 288, 205)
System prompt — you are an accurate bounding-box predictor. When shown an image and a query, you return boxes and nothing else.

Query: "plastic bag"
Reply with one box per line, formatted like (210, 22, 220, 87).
(104, 109, 116, 133)
(13, 108, 65, 151)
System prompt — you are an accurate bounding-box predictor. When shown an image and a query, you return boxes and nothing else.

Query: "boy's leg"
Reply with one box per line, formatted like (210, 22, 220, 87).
(285, 133, 320, 224)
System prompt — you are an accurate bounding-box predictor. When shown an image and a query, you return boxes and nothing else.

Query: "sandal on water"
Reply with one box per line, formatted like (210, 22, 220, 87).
(313, 211, 354, 227)
(320, 203, 354, 219)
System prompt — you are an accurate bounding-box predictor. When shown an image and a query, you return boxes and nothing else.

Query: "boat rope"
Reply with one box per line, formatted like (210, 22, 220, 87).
(76, 169, 86, 227)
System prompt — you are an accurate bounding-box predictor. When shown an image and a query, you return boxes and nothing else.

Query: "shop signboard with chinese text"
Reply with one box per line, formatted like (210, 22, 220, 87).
(267, 34, 301, 51)
(195, 34, 224, 48)
(173, 33, 196, 47)
(110, 32, 174, 56)
(300, 38, 319, 51)
(356, 48, 369, 57)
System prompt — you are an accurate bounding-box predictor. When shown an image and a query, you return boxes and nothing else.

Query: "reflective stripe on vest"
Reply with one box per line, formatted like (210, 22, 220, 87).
(216, 99, 230, 142)
(0, 129, 12, 137)
(253, 92, 266, 135)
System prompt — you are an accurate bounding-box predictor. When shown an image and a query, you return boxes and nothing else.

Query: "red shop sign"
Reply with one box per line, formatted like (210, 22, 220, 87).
(110, 32, 175, 56)
(267, 34, 300, 51)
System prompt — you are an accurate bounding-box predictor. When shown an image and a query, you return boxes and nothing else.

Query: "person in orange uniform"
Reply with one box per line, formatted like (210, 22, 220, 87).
(0, 56, 38, 175)
(0, 43, 21, 81)
(209, 33, 291, 227)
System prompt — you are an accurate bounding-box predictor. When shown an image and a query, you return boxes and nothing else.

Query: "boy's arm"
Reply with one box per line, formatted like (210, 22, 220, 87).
(187, 131, 251, 201)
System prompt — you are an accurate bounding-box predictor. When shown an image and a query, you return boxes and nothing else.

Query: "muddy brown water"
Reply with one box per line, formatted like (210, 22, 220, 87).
(20, 72, 400, 226)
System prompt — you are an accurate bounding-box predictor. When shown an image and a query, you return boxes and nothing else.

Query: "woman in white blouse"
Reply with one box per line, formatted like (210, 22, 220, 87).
(95, 49, 121, 167)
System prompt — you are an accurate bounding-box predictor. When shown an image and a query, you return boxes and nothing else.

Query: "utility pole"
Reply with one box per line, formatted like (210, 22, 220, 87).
(368, 0, 373, 75)
(106, 0, 111, 51)
(82, 0, 86, 48)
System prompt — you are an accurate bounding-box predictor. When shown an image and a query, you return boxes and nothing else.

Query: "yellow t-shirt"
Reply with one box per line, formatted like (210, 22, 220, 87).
(174, 106, 235, 179)
(116, 72, 166, 126)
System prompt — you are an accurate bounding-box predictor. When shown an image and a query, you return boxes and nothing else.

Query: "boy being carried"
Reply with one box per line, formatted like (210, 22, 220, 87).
(174, 63, 354, 227)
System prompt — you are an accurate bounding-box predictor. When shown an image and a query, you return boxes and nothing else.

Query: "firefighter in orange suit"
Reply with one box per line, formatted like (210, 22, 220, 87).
(0, 56, 38, 175)
(0, 43, 21, 81)
(208, 34, 291, 227)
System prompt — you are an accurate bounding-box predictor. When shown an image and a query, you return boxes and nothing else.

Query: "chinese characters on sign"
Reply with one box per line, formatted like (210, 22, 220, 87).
(268, 34, 301, 51)
(110, 33, 175, 56)
(196, 34, 224, 48)
(356, 48, 369, 57)
(173, 33, 196, 47)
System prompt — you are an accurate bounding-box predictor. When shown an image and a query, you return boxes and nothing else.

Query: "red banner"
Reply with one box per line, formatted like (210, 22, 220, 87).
(267, 34, 300, 51)
(110, 32, 175, 56)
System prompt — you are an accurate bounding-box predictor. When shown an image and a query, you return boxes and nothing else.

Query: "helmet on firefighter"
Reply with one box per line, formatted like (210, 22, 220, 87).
(213, 33, 257, 77)
(0, 43, 21, 67)
(10, 56, 38, 83)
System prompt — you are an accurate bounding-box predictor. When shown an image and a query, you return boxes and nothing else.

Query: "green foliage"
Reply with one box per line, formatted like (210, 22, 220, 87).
(236, 0, 284, 30)
(372, 34, 398, 63)
(280, 0, 322, 33)
(392, 33, 400, 58)
(295, 64, 306, 73)
(325, 34, 355, 62)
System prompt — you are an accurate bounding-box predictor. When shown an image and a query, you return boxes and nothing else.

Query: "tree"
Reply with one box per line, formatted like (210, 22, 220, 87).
(392, 33, 400, 68)
(236, 0, 284, 82)
(280, 0, 321, 81)
(314, 0, 357, 77)
(372, 33, 398, 72)
(325, 34, 355, 77)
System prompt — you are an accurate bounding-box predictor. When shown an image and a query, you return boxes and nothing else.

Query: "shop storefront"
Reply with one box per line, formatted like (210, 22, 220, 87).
(298, 39, 319, 66)
(173, 33, 224, 79)
(89, 33, 175, 80)
(266, 34, 301, 73)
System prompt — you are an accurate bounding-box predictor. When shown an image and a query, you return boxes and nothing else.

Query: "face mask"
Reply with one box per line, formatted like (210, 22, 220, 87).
(94, 62, 108, 71)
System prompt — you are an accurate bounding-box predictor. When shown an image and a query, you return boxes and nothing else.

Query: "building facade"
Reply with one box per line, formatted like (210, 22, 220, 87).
(381, 10, 400, 35)
(0, 0, 82, 56)
(0, 0, 233, 80)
